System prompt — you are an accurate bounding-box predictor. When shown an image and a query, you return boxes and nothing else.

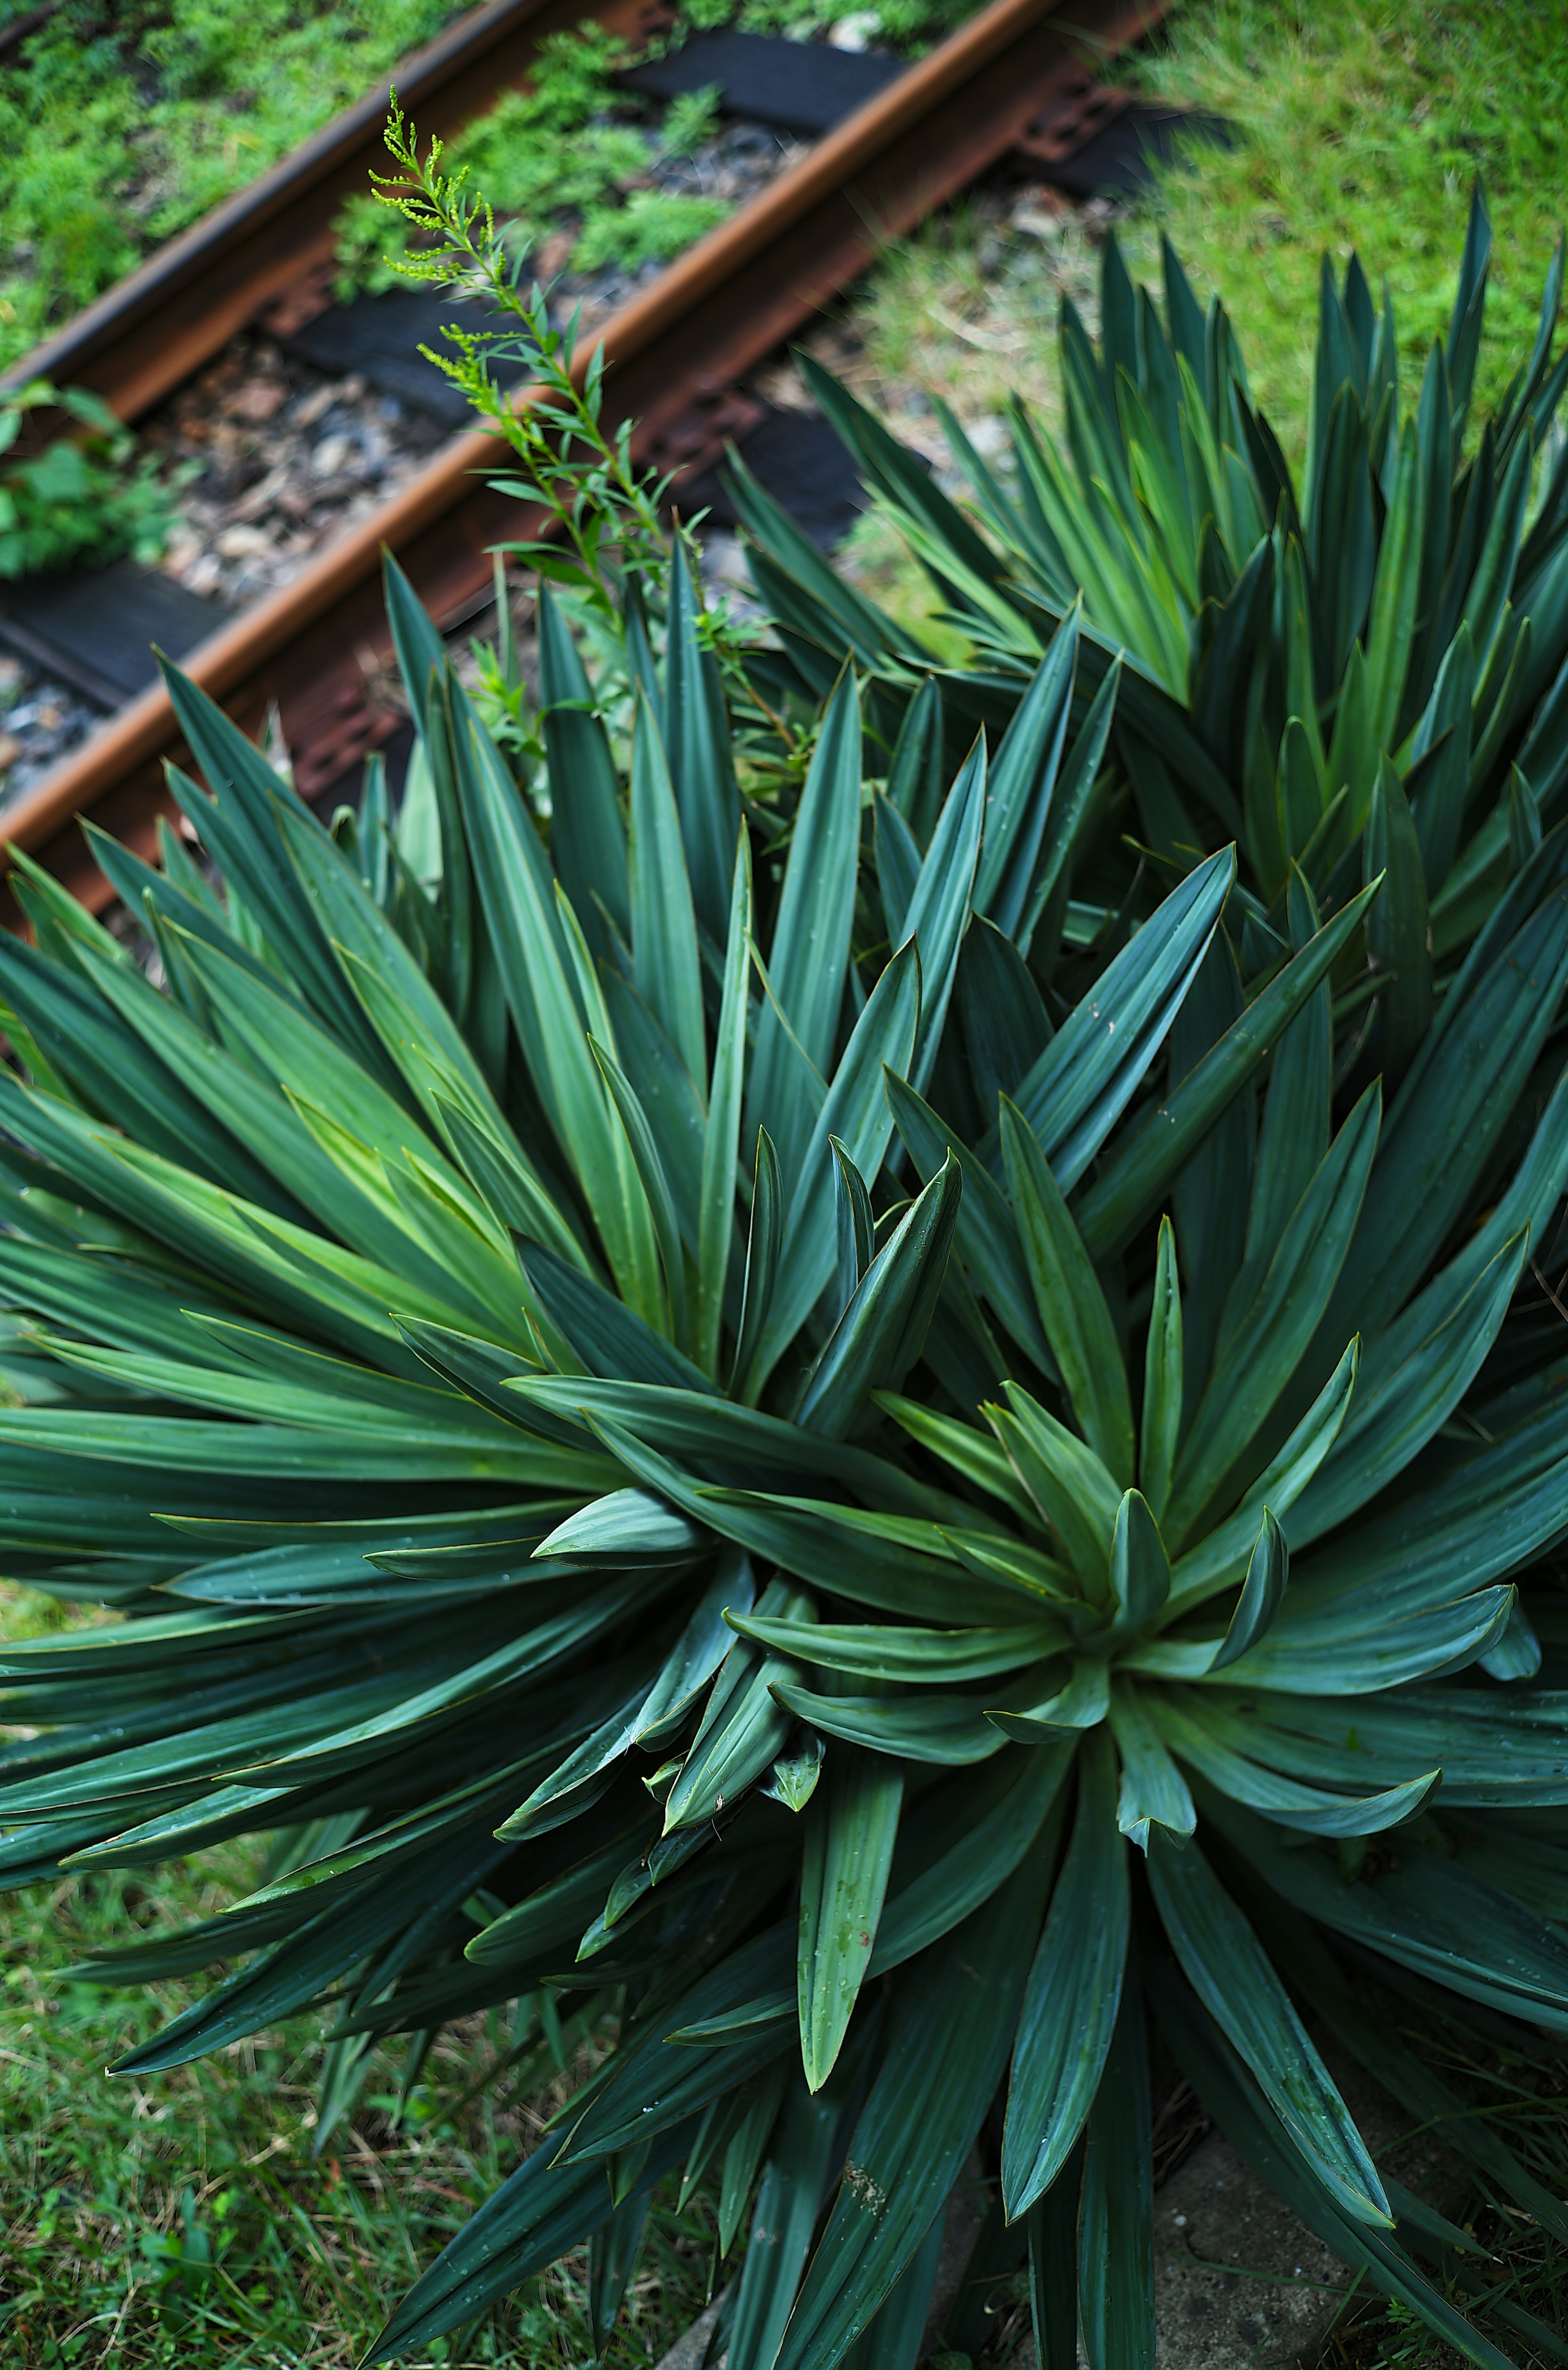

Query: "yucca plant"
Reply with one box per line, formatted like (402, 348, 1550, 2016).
(733, 189, 1568, 1016)
(0, 517, 1566, 2370)
(4, 131, 1568, 2366)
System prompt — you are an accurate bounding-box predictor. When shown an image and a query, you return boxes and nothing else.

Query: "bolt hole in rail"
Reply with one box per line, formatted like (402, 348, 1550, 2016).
(0, 0, 1170, 922)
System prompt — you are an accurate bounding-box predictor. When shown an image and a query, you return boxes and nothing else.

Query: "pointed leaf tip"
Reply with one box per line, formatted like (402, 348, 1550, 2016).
(1207, 1508, 1289, 1671)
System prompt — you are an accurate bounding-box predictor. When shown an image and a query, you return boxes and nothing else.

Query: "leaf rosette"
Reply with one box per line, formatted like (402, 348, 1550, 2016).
(0, 268, 1566, 2370)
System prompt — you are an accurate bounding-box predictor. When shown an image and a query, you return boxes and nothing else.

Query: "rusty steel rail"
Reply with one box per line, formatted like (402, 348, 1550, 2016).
(2, 0, 673, 425)
(2, 0, 1168, 915)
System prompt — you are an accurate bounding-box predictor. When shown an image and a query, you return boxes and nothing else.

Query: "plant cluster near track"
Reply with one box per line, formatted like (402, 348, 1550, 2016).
(333, 0, 974, 305)
(332, 39, 737, 303)
(0, 0, 979, 376)
(0, 0, 467, 373)
(0, 379, 183, 578)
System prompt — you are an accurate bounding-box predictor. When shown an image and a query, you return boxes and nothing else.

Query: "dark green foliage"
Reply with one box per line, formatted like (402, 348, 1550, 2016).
(0, 380, 181, 578)
(4, 216, 1568, 2370)
(737, 189, 1568, 987)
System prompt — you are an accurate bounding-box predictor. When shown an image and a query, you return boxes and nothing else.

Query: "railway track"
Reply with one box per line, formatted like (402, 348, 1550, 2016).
(0, 0, 1169, 918)
(0, 0, 676, 426)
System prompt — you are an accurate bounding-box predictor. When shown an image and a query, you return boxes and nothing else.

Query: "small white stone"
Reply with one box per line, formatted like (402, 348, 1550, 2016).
(312, 434, 351, 477)
(827, 10, 880, 47)
(215, 523, 272, 560)
(290, 382, 336, 430)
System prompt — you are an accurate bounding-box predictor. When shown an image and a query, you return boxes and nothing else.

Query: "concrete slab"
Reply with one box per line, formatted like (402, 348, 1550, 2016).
(1152, 2127, 1350, 2369)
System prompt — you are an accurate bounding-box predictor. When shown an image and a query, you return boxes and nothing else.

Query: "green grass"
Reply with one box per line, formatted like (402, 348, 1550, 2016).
(0, 1582, 717, 2370)
(1118, 0, 1568, 470)
(0, 0, 464, 372)
(1317, 2015, 1568, 2370)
